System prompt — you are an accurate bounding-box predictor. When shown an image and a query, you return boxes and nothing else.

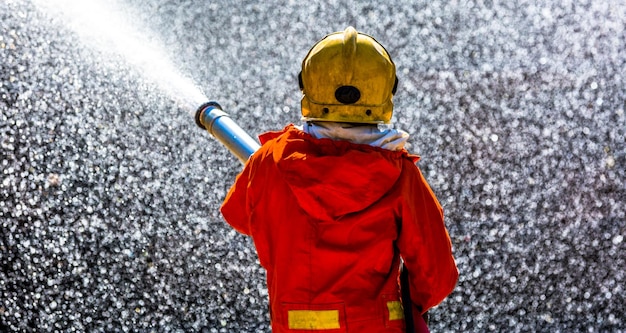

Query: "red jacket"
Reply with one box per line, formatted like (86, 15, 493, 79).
(221, 125, 458, 332)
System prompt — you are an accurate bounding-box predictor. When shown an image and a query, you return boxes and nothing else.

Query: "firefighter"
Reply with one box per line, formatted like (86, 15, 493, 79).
(220, 26, 458, 332)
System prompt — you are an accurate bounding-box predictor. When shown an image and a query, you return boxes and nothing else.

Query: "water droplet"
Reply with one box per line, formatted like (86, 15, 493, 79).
(606, 156, 615, 168)
(47, 173, 61, 186)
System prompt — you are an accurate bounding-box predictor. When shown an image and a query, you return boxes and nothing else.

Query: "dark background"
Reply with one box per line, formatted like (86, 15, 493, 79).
(1, 0, 624, 331)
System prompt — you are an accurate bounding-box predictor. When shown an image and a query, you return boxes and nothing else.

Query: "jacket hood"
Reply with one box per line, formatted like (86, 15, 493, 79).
(259, 125, 419, 220)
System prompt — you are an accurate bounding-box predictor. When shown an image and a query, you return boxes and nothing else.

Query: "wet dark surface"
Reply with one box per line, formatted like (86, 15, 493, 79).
(1, 0, 625, 332)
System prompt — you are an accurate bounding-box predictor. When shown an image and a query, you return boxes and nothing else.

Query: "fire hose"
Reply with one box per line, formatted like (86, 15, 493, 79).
(194, 102, 427, 332)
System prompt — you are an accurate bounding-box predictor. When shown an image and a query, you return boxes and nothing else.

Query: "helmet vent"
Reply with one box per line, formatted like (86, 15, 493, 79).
(335, 85, 361, 104)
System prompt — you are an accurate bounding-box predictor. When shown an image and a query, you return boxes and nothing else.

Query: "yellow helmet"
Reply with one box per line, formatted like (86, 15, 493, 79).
(299, 26, 398, 124)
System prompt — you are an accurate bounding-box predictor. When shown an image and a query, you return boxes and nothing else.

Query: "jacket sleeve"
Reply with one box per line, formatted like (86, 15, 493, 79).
(220, 158, 255, 236)
(397, 162, 459, 314)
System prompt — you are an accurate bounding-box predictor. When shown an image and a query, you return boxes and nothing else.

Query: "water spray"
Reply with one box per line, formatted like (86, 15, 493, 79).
(195, 102, 261, 163)
(34, 0, 208, 114)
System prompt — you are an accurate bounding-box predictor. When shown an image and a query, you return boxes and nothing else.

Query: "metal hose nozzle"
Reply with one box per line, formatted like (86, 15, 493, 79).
(195, 102, 261, 163)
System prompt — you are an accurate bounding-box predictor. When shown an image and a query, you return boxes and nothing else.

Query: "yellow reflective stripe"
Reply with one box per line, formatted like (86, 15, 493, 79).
(288, 310, 340, 330)
(387, 301, 405, 321)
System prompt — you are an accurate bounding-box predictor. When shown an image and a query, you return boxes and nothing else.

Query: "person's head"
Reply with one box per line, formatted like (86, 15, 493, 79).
(298, 26, 397, 124)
